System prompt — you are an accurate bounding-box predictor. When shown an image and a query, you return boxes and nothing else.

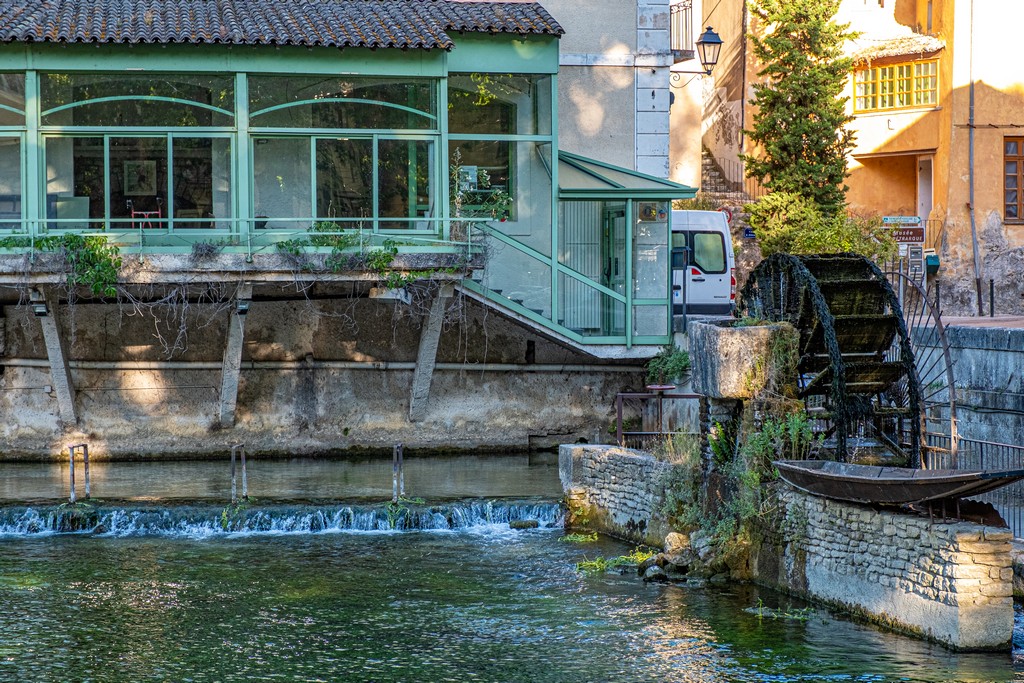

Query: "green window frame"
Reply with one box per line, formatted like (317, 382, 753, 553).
(43, 133, 234, 232)
(854, 59, 938, 113)
(1005, 137, 1024, 223)
(251, 134, 438, 234)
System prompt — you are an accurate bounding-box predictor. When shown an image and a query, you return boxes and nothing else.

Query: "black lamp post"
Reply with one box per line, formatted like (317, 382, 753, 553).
(671, 26, 724, 81)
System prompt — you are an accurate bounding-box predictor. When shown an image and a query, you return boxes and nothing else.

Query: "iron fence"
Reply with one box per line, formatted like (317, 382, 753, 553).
(614, 390, 701, 450)
(926, 433, 1024, 538)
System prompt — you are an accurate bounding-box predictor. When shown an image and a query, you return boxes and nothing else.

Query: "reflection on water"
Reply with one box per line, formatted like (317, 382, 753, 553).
(0, 530, 1021, 683)
(0, 453, 562, 502)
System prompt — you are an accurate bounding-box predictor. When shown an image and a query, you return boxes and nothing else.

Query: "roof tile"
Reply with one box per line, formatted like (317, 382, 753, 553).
(0, 0, 562, 49)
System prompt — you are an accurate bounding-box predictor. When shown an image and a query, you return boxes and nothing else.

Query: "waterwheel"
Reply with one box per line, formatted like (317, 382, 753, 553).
(739, 253, 921, 464)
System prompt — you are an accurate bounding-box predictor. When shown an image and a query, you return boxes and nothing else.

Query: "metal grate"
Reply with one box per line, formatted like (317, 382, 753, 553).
(926, 433, 1024, 538)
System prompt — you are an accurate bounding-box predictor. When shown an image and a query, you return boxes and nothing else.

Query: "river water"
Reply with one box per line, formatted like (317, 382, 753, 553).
(1, 455, 1023, 682)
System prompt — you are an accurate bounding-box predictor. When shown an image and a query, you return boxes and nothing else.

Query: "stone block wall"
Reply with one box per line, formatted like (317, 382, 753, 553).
(559, 444, 671, 546)
(557, 444, 1014, 651)
(758, 489, 1013, 651)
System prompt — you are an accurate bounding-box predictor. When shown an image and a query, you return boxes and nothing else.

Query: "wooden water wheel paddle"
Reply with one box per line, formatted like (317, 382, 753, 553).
(739, 253, 921, 465)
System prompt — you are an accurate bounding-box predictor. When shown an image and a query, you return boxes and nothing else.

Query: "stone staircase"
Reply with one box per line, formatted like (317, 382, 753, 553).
(694, 148, 763, 293)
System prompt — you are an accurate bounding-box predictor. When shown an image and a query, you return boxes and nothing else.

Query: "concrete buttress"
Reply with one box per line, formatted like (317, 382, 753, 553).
(409, 284, 453, 422)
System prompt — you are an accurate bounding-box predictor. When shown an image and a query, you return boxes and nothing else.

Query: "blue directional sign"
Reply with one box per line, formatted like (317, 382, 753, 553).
(743, 227, 756, 239)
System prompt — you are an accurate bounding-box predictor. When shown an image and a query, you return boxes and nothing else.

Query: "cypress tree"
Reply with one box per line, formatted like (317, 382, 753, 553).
(742, 0, 854, 216)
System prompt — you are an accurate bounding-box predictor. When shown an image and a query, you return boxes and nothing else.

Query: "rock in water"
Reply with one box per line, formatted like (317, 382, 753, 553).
(510, 519, 539, 530)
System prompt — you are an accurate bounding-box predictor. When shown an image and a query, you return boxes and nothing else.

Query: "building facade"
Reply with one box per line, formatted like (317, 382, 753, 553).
(685, 0, 1024, 315)
(0, 0, 704, 454)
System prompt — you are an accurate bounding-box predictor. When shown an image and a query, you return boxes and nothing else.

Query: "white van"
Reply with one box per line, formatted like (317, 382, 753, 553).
(670, 210, 736, 315)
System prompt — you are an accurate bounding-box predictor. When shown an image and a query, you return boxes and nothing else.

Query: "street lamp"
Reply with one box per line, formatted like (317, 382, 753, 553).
(671, 26, 724, 82)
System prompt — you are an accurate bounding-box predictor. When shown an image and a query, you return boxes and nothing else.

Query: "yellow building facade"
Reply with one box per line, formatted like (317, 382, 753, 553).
(682, 0, 1024, 315)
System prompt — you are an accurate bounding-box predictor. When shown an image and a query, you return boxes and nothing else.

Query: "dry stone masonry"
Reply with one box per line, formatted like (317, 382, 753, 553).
(559, 444, 671, 546)
(560, 443, 1015, 651)
(763, 490, 1013, 651)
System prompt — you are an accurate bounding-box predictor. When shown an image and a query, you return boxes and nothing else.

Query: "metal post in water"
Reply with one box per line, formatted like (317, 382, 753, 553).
(397, 443, 405, 498)
(392, 444, 399, 503)
(68, 445, 76, 504)
(240, 445, 248, 501)
(230, 445, 237, 505)
(82, 445, 90, 500)
(990, 279, 995, 317)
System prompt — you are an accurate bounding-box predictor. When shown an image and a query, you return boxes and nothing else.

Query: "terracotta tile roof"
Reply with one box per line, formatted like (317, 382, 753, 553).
(0, 0, 562, 50)
(849, 33, 945, 65)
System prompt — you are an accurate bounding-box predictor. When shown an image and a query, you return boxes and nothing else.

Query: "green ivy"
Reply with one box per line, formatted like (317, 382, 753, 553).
(35, 234, 122, 298)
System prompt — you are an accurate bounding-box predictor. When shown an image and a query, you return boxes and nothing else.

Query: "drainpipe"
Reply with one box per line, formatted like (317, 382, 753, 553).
(967, 0, 984, 315)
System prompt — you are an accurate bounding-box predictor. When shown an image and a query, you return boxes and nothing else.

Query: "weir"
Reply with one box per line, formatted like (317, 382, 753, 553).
(0, 500, 564, 537)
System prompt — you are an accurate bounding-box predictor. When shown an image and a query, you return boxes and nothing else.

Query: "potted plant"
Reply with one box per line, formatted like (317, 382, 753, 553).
(645, 345, 691, 387)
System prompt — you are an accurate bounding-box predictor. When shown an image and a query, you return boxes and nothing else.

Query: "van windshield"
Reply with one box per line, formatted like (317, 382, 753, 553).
(692, 231, 726, 273)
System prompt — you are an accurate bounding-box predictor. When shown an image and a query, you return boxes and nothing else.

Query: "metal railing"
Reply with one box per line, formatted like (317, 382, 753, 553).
(614, 390, 701, 450)
(701, 155, 769, 201)
(926, 433, 1024, 538)
(670, 2, 694, 55)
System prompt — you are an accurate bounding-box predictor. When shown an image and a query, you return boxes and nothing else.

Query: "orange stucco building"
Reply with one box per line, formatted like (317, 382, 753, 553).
(678, 0, 1024, 315)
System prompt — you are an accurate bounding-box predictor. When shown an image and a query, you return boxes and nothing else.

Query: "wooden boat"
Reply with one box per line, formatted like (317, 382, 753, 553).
(773, 459, 1024, 505)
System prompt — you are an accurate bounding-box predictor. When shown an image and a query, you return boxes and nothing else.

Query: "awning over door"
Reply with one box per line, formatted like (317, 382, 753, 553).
(557, 151, 697, 200)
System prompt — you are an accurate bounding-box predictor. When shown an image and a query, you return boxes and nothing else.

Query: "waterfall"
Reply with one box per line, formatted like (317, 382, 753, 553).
(0, 500, 564, 538)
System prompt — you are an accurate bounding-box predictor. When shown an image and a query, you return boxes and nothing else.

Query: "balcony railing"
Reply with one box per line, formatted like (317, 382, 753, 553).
(670, 1, 695, 62)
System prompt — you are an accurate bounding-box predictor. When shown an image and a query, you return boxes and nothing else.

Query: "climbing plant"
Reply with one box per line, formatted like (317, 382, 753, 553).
(0, 234, 123, 298)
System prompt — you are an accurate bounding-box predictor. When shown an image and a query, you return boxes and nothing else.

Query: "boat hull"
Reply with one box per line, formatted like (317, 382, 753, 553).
(773, 459, 1024, 505)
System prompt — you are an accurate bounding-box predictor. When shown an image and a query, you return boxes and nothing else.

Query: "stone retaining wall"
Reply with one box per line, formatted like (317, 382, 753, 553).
(757, 489, 1013, 651)
(558, 444, 671, 547)
(560, 444, 1014, 651)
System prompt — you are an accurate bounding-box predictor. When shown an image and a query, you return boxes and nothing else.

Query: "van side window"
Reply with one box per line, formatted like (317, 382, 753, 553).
(692, 231, 726, 273)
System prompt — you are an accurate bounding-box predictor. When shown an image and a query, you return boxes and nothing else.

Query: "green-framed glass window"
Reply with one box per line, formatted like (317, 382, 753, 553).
(252, 135, 437, 231)
(448, 73, 552, 136)
(0, 135, 22, 230)
(248, 76, 437, 131)
(44, 134, 233, 231)
(449, 140, 513, 219)
(39, 73, 234, 127)
(853, 59, 938, 113)
(0, 74, 25, 126)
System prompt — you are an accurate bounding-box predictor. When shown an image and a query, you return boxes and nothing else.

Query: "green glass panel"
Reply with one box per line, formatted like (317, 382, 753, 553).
(633, 205, 668, 299)
(41, 73, 234, 127)
(111, 137, 168, 226)
(448, 73, 551, 135)
(0, 74, 24, 125)
(172, 137, 232, 229)
(249, 76, 435, 129)
(450, 140, 512, 218)
(316, 138, 373, 219)
(0, 136, 20, 229)
(634, 305, 668, 336)
(559, 272, 623, 337)
(45, 136, 105, 225)
(378, 139, 434, 230)
(253, 137, 312, 227)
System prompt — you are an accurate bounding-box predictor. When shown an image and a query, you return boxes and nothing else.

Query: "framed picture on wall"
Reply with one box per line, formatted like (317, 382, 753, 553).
(124, 160, 157, 196)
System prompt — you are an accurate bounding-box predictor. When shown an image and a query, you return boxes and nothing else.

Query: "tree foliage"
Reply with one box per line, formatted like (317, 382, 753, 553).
(745, 192, 896, 261)
(743, 0, 855, 216)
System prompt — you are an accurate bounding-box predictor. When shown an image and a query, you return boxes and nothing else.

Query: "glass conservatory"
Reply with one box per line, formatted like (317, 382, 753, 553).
(0, 30, 692, 346)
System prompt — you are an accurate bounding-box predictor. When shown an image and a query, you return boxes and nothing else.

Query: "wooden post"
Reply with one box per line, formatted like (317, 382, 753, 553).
(67, 445, 76, 503)
(82, 445, 90, 500)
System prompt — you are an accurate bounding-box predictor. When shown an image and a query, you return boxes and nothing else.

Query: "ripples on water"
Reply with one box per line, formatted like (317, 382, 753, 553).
(1, 522, 1023, 683)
